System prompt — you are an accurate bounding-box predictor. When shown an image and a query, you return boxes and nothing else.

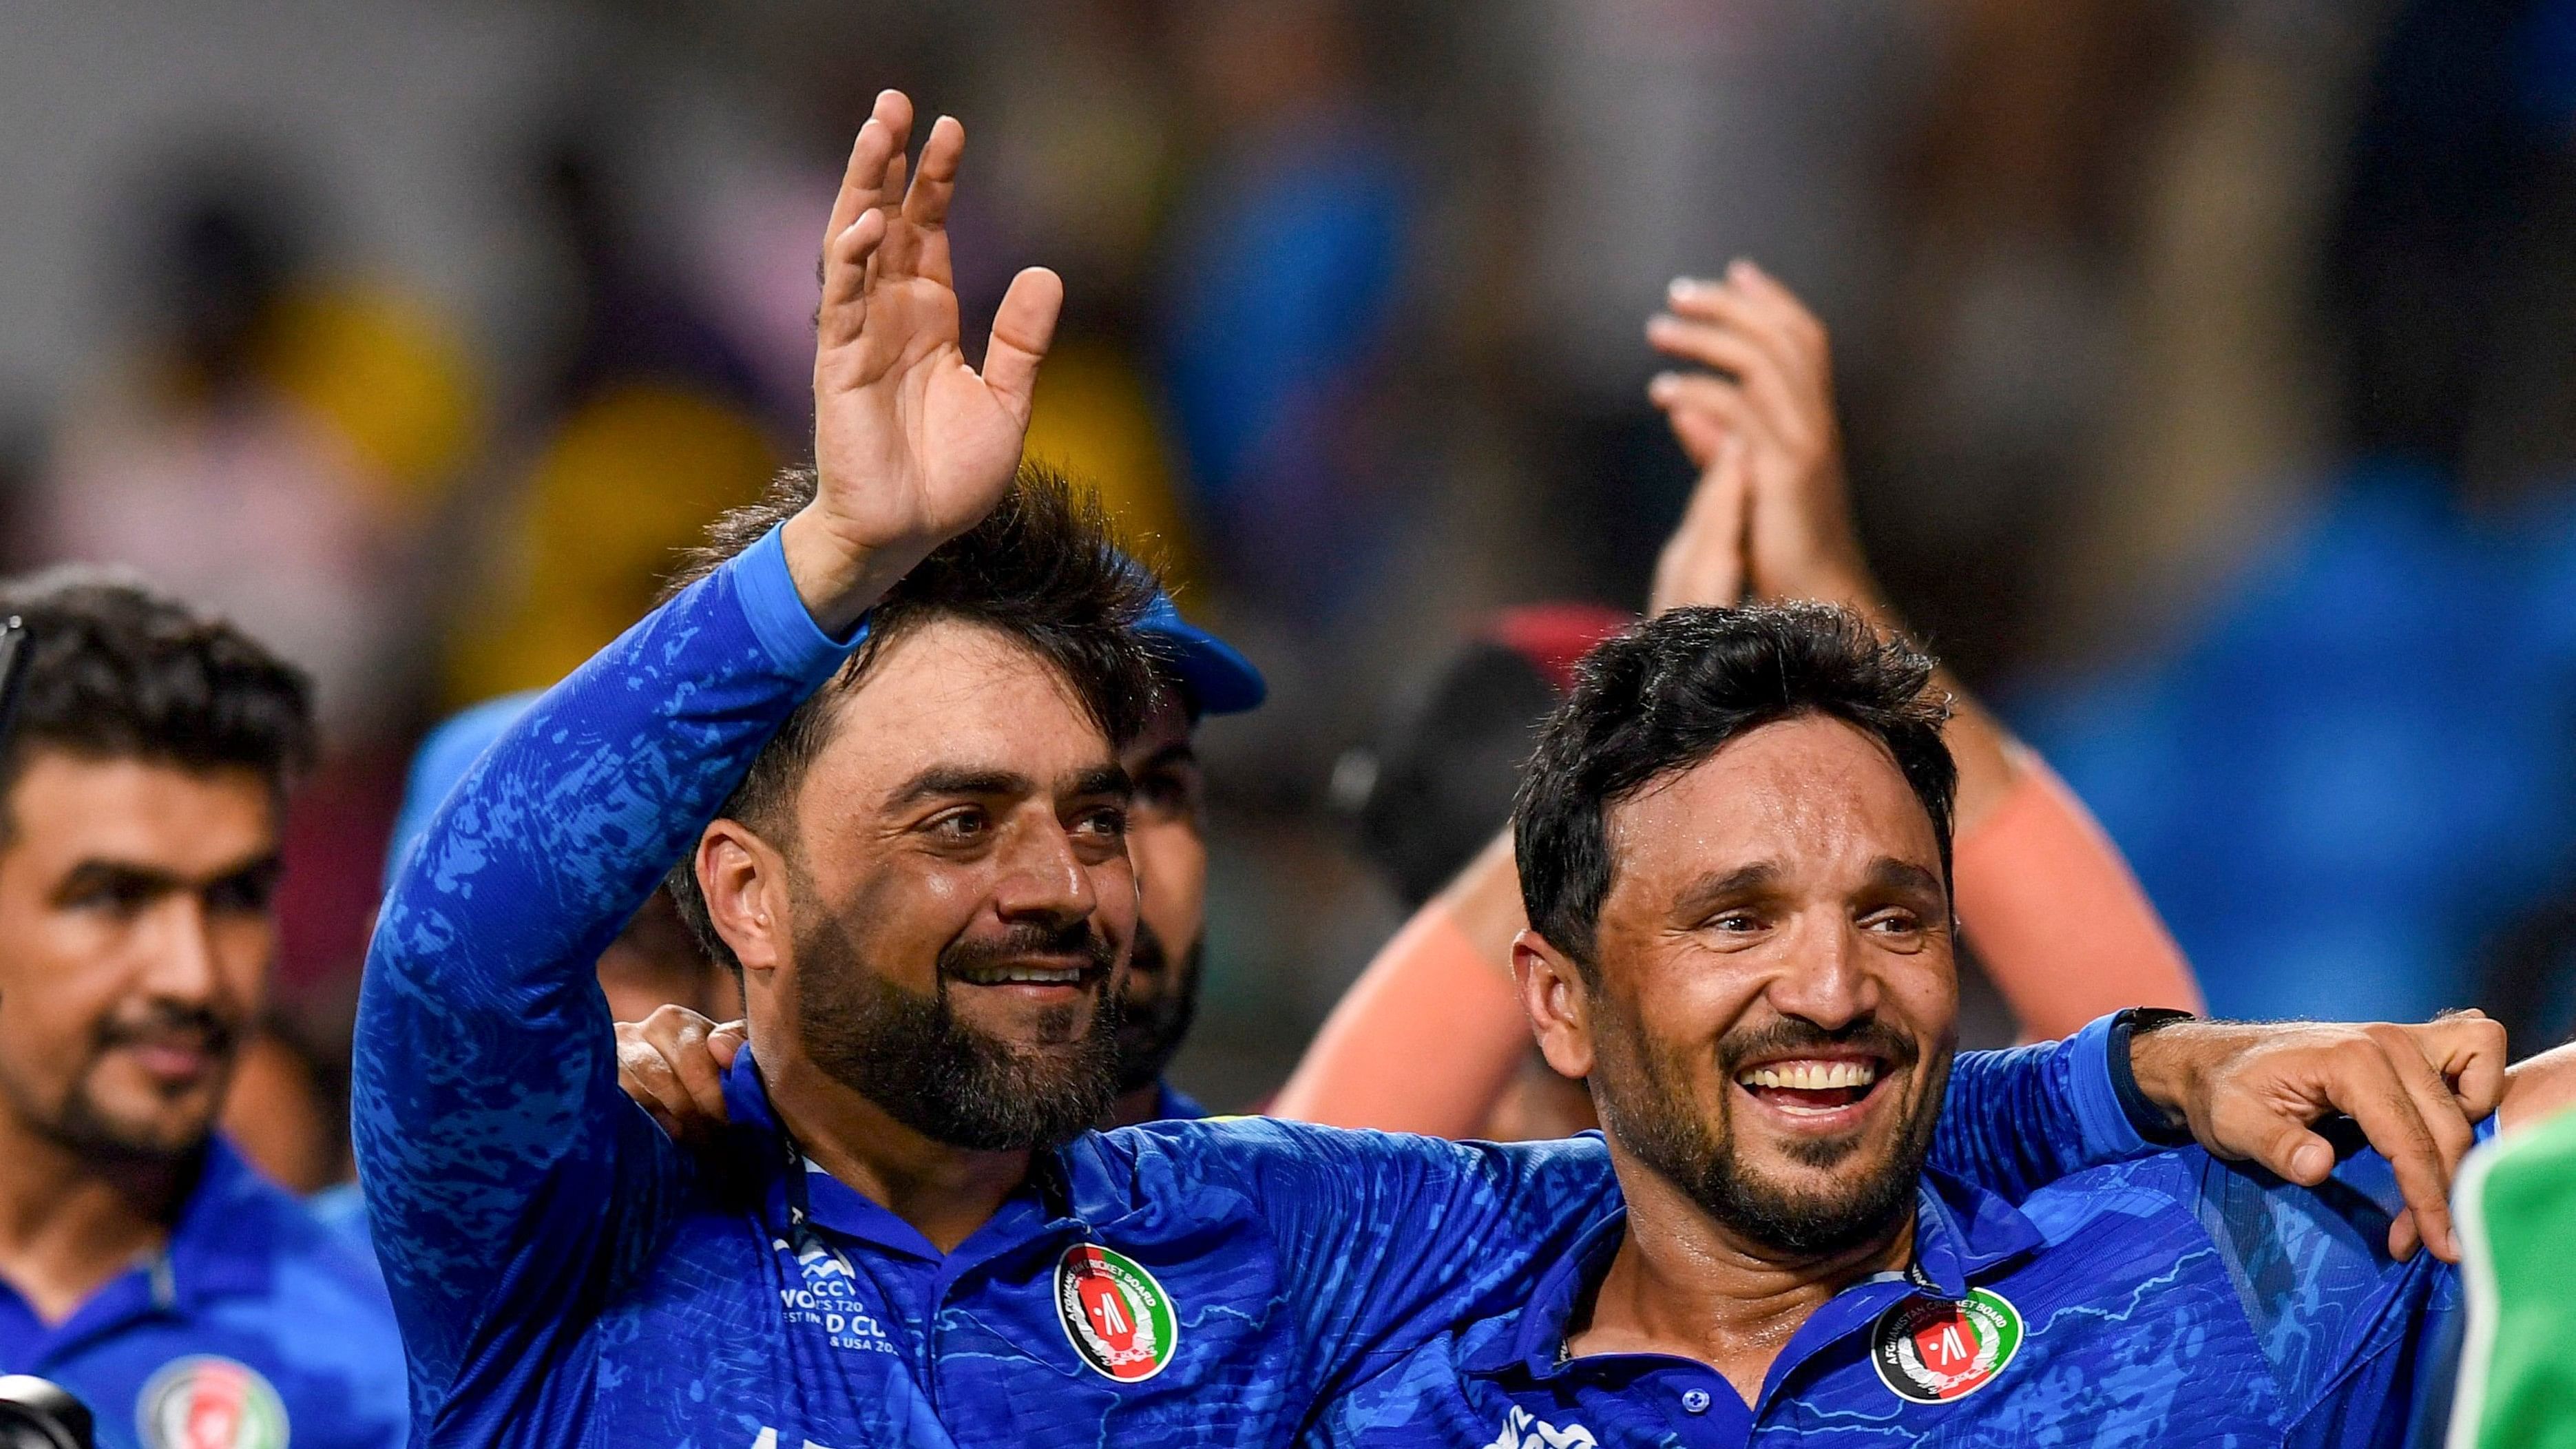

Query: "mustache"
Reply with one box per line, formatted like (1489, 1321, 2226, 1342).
(94, 1001, 240, 1056)
(937, 919, 1118, 986)
(1717, 1017, 1920, 1078)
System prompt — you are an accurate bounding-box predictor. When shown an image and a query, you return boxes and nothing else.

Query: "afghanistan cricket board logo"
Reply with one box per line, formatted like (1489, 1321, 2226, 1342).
(1870, 1287, 2024, 1405)
(1055, 1242, 1179, 1382)
(137, 1355, 290, 1449)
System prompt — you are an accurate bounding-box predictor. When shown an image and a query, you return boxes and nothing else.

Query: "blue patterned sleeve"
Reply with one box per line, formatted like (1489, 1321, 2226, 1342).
(1151, 1119, 1620, 1399)
(350, 526, 860, 1403)
(1929, 1017, 2152, 1202)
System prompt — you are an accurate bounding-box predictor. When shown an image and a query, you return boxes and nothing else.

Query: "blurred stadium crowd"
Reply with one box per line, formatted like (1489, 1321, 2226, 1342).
(8, 0, 2576, 1124)
(2, 0, 2576, 1443)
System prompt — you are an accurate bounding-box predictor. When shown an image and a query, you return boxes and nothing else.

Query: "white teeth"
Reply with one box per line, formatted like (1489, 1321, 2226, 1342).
(988, 968, 1078, 984)
(1738, 1060, 1879, 1092)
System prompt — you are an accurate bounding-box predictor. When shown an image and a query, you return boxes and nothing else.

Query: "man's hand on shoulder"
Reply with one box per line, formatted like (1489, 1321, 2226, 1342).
(617, 1005, 745, 1148)
(2128, 1012, 2507, 1262)
(783, 88, 1066, 635)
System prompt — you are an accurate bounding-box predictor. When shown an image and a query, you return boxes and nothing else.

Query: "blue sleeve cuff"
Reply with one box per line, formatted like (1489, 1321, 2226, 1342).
(2066, 1012, 2153, 1162)
(734, 523, 869, 683)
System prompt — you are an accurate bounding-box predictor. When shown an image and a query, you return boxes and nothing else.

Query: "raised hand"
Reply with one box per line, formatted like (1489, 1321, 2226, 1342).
(784, 89, 1067, 633)
(1645, 261, 1872, 611)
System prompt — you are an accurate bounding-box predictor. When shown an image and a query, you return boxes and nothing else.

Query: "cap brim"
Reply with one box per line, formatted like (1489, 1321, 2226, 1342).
(1140, 618, 1267, 716)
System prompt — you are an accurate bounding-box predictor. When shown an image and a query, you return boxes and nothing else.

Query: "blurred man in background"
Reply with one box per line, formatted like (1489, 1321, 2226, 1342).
(0, 571, 403, 1449)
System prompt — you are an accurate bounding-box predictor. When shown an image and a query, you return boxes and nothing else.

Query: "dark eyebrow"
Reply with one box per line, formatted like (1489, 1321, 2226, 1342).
(1673, 862, 1781, 916)
(1131, 739, 1199, 775)
(1865, 857, 1947, 901)
(1070, 764, 1134, 801)
(884, 767, 1036, 812)
(51, 850, 282, 904)
(52, 859, 182, 905)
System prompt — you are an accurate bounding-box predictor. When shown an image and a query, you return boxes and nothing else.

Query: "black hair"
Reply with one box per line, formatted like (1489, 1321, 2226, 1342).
(662, 461, 1161, 970)
(0, 567, 315, 837)
(1513, 602, 1956, 978)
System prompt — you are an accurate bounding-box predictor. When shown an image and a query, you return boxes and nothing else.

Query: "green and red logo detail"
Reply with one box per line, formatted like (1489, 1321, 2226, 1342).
(136, 1355, 291, 1449)
(1056, 1243, 1179, 1382)
(1870, 1287, 2024, 1404)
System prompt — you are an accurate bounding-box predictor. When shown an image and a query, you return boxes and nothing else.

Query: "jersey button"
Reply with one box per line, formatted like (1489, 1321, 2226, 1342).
(1681, 1388, 1712, 1415)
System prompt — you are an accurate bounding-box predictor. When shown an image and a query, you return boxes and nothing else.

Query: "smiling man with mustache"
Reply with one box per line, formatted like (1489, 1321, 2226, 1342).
(0, 571, 403, 1449)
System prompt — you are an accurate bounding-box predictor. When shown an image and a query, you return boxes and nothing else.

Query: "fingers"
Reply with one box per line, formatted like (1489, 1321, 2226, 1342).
(709, 1019, 748, 1070)
(881, 114, 963, 283)
(2319, 1046, 2462, 1262)
(616, 1025, 696, 1143)
(1646, 316, 1811, 451)
(1651, 434, 1751, 614)
(2389, 1207, 2422, 1262)
(2420, 1010, 2509, 1120)
(664, 1014, 731, 1127)
(981, 266, 1065, 424)
(819, 210, 889, 348)
(1661, 275, 1821, 401)
(824, 92, 914, 247)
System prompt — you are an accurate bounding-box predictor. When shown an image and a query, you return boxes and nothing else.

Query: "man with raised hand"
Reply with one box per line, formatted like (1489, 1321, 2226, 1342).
(358, 90, 2501, 1449)
(616, 586, 1266, 1143)
(1310, 605, 2572, 1447)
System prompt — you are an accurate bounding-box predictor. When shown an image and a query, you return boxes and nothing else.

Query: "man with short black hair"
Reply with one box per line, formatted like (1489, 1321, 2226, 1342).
(1310, 601, 2575, 1446)
(0, 569, 403, 1449)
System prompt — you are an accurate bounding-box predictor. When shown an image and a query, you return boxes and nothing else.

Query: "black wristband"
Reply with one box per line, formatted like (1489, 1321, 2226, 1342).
(2108, 1007, 2199, 1147)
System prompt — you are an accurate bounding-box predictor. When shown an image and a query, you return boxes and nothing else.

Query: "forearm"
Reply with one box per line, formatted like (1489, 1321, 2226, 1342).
(1953, 750, 2203, 1039)
(2502, 1042, 2576, 1134)
(352, 525, 857, 1378)
(1273, 833, 1530, 1134)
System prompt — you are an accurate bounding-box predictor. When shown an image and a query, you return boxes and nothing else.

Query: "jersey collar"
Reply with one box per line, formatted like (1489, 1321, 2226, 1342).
(1464, 1167, 2045, 1385)
(166, 1138, 284, 1306)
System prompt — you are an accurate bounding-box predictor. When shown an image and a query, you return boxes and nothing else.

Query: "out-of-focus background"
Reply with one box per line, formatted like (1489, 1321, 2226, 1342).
(7, 0, 2576, 1115)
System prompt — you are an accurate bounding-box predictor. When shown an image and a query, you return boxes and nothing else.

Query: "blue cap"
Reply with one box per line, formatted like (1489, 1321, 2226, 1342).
(383, 689, 541, 893)
(1138, 592, 1265, 716)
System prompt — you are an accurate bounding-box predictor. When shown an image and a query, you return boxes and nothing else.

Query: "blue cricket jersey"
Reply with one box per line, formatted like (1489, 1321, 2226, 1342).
(353, 525, 2155, 1448)
(0, 1140, 406, 1449)
(1309, 1136, 2477, 1448)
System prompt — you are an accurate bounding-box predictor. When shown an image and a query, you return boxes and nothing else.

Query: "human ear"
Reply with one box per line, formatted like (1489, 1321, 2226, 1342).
(1514, 929, 1596, 1081)
(697, 821, 792, 978)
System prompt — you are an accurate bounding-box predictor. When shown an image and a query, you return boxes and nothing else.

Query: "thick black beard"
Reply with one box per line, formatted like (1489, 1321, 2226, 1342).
(1113, 922, 1204, 1094)
(1594, 1009, 1947, 1259)
(795, 913, 1124, 1152)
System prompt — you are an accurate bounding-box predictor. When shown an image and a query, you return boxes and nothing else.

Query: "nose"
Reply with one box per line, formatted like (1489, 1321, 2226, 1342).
(1763, 913, 1879, 1032)
(137, 895, 222, 1008)
(990, 819, 1100, 930)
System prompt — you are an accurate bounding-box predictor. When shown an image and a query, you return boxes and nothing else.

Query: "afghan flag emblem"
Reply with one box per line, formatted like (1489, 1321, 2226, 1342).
(136, 1355, 290, 1449)
(1055, 1242, 1179, 1382)
(1870, 1286, 2024, 1404)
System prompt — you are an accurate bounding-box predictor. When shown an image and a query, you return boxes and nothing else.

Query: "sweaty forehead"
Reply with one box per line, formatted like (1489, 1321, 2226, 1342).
(811, 616, 1118, 802)
(1603, 716, 1941, 900)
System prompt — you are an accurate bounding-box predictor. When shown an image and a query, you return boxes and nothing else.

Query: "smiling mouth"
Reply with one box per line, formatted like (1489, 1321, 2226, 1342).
(1734, 1057, 1886, 1116)
(945, 960, 1106, 990)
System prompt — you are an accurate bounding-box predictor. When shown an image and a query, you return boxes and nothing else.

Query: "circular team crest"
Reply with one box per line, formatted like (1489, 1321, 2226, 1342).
(1870, 1287, 2024, 1405)
(1055, 1243, 1179, 1382)
(136, 1356, 290, 1449)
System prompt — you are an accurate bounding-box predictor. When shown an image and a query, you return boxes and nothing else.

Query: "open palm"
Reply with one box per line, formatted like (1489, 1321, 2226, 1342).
(806, 90, 1063, 583)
